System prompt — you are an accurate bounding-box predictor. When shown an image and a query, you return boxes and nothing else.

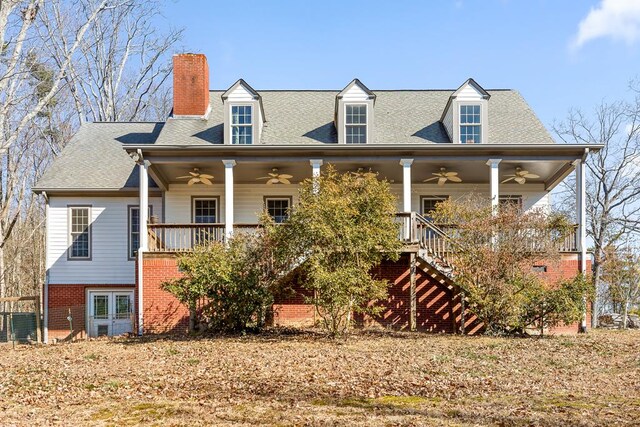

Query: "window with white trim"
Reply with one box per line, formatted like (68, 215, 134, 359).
(421, 196, 448, 220)
(193, 198, 218, 223)
(69, 206, 91, 259)
(499, 195, 522, 212)
(128, 206, 152, 259)
(460, 104, 481, 143)
(265, 197, 290, 223)
(231, 105, 253, 144)
(345, 104, 367, 144)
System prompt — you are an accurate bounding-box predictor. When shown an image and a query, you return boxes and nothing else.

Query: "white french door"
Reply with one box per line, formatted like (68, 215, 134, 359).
(88, 290, 134, 337)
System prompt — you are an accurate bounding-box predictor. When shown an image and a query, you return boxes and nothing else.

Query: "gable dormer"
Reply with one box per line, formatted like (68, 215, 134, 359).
(335, 79, 376, 144)
(441, 78, 490, 144)
(222, 79, 264, 145)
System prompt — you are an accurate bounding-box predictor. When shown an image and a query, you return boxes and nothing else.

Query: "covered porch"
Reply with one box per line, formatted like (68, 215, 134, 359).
(125, 144, 593, 335)
(126, 144, 589, 256)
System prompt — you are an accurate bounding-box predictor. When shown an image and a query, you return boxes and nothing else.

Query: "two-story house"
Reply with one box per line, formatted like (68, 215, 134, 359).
(34, 54, 600, 342)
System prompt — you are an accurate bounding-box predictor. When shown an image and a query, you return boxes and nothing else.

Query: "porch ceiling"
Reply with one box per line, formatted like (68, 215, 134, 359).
(131, 143, 598, 190)
(153, 158, 574, 188)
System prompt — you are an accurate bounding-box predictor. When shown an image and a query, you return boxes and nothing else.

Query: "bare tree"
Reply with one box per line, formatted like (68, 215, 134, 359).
(43, 0, 182, 122)
(554, 84, 640, 328)
(0, 0, 181, 300)
(601, 244, 640, 329)
(0, 0, 115, 298)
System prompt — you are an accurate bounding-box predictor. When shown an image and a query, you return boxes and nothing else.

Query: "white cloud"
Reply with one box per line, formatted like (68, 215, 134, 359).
(572, 0, 640, 49)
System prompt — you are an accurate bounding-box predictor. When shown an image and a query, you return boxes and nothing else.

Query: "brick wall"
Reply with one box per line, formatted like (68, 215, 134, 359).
(359, 255, 483, 333)
(137, 253, 590, 336)
(271, 255, 482, 334)
(547, 254, 593, 335)
(47, 284, 134, 341)
(271, 254, 589, 335)
(273, 277, 316, 327)
(141, 255, 189, 334)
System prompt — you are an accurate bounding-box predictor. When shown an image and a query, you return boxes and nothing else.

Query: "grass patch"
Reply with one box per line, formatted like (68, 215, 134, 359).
(461, 350, 499, 362)
(104, 380, 122, 391)
(91, 401, 181, 425)
(186, 358, 200, 366)
(84, 353, 99, 361)
(313, 395, 438, 410)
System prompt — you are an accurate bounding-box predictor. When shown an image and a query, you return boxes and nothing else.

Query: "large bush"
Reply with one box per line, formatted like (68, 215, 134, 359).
(432, 195, 584, 335)
(280, 166, 402, 336)
(162, 219, 284, 333)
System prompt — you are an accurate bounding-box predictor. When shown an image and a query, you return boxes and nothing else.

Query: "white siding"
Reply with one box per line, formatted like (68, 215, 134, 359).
(342, 84, 370, 101)
(47, 196, 162, 284)
(164, 182, 548, 224)
(455, 83, 484, 101)
(406, 183, 549, 213)
(225, 84, 255, 102)
(443, 104, 454, 141)
(45, 183, 549, 285)
(164, 183, 299, 223)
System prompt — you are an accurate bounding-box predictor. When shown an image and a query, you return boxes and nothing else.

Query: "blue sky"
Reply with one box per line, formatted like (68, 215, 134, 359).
(161, 0, 640, 133)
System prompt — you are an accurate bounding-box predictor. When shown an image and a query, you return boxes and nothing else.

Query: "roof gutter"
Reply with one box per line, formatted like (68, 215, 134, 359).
(32, 187, 163, 195)
(122, 143, 604, 153)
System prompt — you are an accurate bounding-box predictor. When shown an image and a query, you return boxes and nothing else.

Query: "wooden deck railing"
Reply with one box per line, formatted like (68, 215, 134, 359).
(147, 216, 578, 254)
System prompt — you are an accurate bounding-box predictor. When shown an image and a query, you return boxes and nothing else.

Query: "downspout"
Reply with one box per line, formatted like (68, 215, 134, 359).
(43, 191, 49, 344)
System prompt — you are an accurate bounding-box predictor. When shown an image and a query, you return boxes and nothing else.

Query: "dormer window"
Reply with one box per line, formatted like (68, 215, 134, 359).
(460, 105, 481, 144)
(231, 105, 253, 145)
(345, 104, 367, 144)
(222, 79, 263, 145)
(440, 79, 490, 144)
(336, 79, 375, 144)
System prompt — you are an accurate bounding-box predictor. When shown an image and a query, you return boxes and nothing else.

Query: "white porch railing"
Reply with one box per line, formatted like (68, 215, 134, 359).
(148, 223, 260, 252)
(148, 215, 578, 254)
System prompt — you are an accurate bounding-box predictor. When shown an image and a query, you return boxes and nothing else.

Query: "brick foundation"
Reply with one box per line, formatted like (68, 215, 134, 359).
(46, 284, 134, 341)
(272, 253, 589, 335)
(137, 252, 590, 336)
(546, 254, 593, 335)
(141, 254, 189, 334)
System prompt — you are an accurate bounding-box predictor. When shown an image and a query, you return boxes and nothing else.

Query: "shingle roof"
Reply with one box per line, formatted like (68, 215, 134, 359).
(35, 88, 556, 192)
(34, 122, 163, 190)
(153, 89, 554, 146)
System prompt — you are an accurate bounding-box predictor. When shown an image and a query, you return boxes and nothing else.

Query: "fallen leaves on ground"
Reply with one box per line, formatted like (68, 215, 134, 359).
(0, 329, 639, 426)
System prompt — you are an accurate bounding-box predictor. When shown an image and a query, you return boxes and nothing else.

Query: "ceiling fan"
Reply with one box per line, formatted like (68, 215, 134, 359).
(424, 167, 462, 186)
(351, 168, 377, 181)
(257, 168, 293, 185)
(501, 167, 540, 184)
(176, 168, 213, 186)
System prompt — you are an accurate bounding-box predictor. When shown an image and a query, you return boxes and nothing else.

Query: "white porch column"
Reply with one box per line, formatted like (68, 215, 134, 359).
(575, 160, 587, 274)
(139, 161, 149, 251)
(400, 159, 413, 212)
(486, 159, 501, 212)
(310, 159, 323, 178)
(223, 159, 236, 240)
(310, 159, 323, 193)
(137, 154, 149, 336)
(576, 157, 588, 332)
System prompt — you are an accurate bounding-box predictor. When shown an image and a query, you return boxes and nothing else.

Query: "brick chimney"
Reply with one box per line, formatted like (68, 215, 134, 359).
(173, 53, 210, 117)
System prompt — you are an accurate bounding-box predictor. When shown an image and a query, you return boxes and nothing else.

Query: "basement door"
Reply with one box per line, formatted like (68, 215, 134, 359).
(87, 290, 134, 337)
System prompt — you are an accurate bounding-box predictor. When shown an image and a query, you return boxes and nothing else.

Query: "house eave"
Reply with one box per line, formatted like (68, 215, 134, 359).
(32, 187, 163, 196)
(123, 143, 603, 158)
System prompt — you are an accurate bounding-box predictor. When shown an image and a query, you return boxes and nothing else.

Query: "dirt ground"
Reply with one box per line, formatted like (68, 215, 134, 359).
(0, 329, 638, 426)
